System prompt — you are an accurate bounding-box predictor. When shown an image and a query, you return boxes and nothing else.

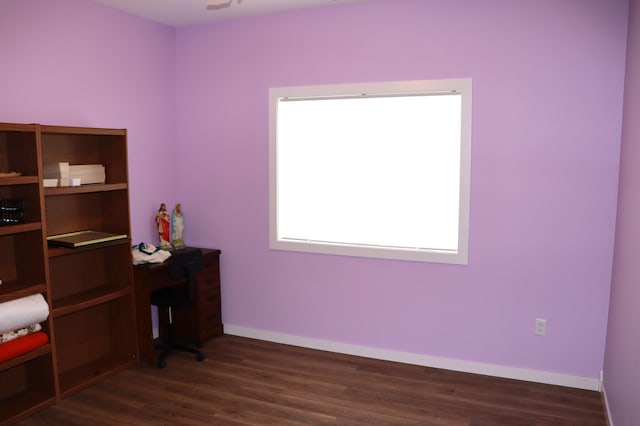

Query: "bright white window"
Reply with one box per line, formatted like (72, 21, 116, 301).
(269, 79, 472, 264)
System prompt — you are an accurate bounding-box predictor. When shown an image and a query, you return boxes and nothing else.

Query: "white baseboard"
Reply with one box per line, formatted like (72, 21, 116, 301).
(601, 379, 614, 426)
(224, 324, 600, 391)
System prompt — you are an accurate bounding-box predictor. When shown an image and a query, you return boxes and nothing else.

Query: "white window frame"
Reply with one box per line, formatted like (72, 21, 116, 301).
(269, 79, 472, 264)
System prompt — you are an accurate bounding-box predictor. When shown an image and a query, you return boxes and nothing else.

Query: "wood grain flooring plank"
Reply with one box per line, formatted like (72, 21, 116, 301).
(16, 335, 606, 426)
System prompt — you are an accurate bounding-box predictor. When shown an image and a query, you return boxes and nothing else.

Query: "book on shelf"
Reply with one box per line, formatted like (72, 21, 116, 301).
(47, 230, 128, 248)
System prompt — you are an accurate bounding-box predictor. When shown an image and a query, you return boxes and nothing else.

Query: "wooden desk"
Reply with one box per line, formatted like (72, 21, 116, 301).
(133, 247, 223, 366)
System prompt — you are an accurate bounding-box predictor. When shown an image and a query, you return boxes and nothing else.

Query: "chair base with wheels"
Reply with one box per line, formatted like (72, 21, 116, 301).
(151, 248, 205, 368)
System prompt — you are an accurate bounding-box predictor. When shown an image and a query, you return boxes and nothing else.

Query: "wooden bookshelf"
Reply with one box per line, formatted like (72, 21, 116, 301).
(0, 123, 138, 423)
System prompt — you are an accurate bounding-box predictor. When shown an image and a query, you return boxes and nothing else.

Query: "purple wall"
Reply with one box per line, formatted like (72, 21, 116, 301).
(0, 0, 632, 389)
(176, 0, 628, 380)
(0, 0, 178, 242)
(604, 0, 640, 423)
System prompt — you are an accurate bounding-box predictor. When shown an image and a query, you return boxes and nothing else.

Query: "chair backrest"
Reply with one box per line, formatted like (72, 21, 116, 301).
(168, 248, 203, 303)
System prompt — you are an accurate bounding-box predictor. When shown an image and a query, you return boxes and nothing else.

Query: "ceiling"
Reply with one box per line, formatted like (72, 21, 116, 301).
(91, 0, 378, 28)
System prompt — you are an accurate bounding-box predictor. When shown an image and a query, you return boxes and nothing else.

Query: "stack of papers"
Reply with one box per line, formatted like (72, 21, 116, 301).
(69, 164, 106, 185)
(43, 162, 106, 186)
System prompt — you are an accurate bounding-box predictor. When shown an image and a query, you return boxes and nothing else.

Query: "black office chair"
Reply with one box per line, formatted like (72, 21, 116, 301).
(151, 248, 205, 368)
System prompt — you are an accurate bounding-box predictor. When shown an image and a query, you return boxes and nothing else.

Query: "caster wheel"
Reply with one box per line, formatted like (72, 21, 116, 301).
(157, 360, 166, 369)
(197, 353, 205, 362)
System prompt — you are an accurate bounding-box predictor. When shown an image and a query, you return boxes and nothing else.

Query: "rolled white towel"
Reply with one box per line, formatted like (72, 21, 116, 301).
(0, 294, 49, 335)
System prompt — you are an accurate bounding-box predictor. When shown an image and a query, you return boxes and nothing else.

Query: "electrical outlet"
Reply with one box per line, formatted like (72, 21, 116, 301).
(535, 318, 546, 336)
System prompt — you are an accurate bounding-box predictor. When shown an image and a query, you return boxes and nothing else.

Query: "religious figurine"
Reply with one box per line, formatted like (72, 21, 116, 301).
(171, 203, 185, 247)
(155, 203, 171, 248)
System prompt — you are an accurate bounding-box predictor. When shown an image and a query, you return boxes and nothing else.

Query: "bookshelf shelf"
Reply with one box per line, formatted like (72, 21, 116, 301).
(0, 175, 39, 186)
(44, 182, 127, 196)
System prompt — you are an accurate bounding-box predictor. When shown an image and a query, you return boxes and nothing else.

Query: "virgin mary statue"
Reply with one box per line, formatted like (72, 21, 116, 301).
(171, 203, 185, 247)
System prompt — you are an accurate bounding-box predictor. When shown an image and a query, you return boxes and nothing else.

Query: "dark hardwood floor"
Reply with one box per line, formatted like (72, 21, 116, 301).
(17, 335, 606, 425)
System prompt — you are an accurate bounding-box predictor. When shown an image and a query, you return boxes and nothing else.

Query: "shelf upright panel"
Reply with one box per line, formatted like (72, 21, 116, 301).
(0, 122, 56, 424)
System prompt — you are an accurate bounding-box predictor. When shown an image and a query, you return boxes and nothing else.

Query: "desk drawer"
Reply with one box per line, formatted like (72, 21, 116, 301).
(198, 265, 219, 287)
(198, 273, 219, 291)
(201, 308, 222, 331)
(198, 288, 221, 325)
(198, 287, 220, 308)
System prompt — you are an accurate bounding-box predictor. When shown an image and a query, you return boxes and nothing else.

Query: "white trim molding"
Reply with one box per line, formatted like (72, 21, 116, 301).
(269, 79, 472, 265)
(225, 325, 600, 391)
(600, 375, 614, 426)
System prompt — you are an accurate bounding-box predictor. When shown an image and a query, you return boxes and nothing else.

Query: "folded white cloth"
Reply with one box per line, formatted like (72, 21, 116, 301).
(0, 294, 49, 335)
(132, 242, 171, 265)
(0, 323, 42, 344)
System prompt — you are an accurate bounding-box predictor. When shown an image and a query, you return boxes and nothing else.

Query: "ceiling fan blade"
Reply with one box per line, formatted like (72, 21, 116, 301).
(206, 0, 232, 10)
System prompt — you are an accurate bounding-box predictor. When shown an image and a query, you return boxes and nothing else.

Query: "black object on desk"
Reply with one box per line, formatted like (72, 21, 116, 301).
(133, 247, 223, 368)
(150, 248, 205, 368)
